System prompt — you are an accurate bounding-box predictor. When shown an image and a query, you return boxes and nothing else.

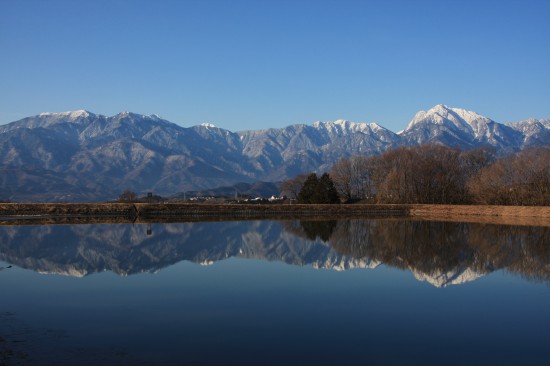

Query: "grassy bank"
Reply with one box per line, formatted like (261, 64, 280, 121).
(0, 203, 548, 226)
(409, 204, 550, 226)
(0, 203, 406, 220)
(0, 203, 138, 218)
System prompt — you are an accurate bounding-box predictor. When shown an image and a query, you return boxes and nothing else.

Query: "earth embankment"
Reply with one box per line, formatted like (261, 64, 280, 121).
(0, 203, 548, 226)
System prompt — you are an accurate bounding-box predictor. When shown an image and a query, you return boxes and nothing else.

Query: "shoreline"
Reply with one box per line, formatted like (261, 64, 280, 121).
(0, 203, 549, 226)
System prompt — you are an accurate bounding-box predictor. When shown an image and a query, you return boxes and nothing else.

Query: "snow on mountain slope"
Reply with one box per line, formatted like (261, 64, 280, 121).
(238, 120, 401, 180)
(400, 104, 523, 151)
(0, 106, 548, 201)
(506, 118, 550, 148)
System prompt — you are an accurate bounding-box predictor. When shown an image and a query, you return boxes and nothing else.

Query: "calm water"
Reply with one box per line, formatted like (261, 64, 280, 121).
(1, 219, 549, 365)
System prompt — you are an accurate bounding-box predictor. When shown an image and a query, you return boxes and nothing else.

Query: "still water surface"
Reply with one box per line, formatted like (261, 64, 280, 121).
(1, 219, 549, 365)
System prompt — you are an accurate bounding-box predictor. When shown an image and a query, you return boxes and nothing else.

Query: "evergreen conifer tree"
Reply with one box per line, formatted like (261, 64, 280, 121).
(297, 173, 340, 204)
(297, 173, 319, 203)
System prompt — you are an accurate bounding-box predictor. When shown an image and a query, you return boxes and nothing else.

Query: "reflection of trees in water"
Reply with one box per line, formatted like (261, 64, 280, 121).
(301, 220, 337, 242)
(329, 220, 480, 275)
(468, 224, 550, 283)
(310, 219, 550, 284)
(281, 220, 337, 242)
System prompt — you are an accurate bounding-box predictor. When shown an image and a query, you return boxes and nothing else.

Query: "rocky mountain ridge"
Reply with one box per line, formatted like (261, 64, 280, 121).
(1, 105, 548, 201)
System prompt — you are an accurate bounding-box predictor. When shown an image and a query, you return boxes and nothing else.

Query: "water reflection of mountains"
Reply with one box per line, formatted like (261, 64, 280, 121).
(0, 220, 548, 287)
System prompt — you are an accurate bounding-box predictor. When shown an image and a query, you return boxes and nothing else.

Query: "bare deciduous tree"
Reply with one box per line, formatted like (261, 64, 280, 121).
(331, 155, 376, 202)
(467, 147, 550, 205)
(118, 189, 138, 202)
(280, 173, 310, 199)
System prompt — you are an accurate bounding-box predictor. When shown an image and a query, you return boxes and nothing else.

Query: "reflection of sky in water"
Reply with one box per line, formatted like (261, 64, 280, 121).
(1, 220, 550, 365)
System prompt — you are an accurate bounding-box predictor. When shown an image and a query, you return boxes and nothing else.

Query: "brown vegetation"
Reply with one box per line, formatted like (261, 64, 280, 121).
(328, 144, 549, 206)
(279, 173, 309, 199)
(409, 204, 550, 227)
(329, 145, 496, 204)
(467, 147, 550, 205)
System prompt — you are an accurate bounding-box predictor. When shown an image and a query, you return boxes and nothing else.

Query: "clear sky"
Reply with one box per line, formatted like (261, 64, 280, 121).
(1, 0, 549, 132)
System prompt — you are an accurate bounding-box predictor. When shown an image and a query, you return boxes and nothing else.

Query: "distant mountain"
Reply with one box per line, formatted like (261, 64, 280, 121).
(239, 120, 400, 180)
(399, 104, 524, 153)
(0, 105, 548, 201)
(0, 111, 253, 201)
(506, 118, 550, 148)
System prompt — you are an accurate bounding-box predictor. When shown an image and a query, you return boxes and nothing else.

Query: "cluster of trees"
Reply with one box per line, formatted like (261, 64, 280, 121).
(282, 144, 550, 206)
(296, 173, 340, 204)
(330, 144, 493, 204)
(281, 173, 340, 204)
(467, 147, 550, 205)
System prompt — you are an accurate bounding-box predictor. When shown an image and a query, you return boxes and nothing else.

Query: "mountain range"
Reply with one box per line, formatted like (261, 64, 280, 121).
(1, 105, 548, 201)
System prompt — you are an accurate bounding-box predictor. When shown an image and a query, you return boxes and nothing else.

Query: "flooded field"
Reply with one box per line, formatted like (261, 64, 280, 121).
(1, 219, 549, 365)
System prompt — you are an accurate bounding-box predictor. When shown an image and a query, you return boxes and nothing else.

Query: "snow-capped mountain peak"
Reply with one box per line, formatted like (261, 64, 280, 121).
(407, 104, 448, 127)
(506, 118, 550, 148)
(200, 122, 217, 128)
(406, 104, 490, 130)
(68, 109, 91, 119)
(400, 104, 522, 150)
(39, 109, 93, 119)
(312, 119, 385, 135)
(369, 122, 386, 132)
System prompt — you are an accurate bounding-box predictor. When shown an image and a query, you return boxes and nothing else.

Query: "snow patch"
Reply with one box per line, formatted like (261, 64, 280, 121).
(38, 109, 90, 119)
(313, 120, 379, 134)
(403, 104, 494, 139)
(200, 123, 217, 128)
(69, 110, 90, 119)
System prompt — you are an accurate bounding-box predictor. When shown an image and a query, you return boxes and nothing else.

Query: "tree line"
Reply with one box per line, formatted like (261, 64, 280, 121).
(282, 144, 550, 206)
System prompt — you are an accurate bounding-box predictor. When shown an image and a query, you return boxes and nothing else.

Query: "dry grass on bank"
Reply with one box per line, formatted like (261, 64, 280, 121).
(409, 204, 550, 227)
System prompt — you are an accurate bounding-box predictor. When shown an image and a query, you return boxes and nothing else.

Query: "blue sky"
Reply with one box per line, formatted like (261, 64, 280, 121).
(1, 0, 549, 132)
